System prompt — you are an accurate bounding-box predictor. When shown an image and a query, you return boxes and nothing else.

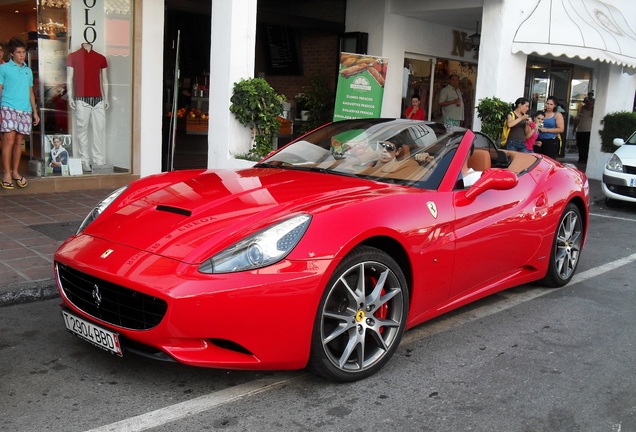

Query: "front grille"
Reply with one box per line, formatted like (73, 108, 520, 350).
(625, 165, 636, 175)
(57, 263, 168, 330)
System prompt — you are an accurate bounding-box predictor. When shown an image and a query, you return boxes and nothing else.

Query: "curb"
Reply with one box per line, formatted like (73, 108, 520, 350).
(0, 280, 60, 307)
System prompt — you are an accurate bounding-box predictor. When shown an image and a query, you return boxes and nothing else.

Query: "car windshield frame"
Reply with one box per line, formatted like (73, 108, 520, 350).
(257, 119, 470, 190)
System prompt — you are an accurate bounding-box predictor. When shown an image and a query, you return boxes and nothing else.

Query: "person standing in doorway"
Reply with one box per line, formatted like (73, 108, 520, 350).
(573, 94, 594, 164)
(67, 42, 109, 172)
(537, 96, 564, 159)
(404, 94, 425, 120)
(438, 74, 464, 126)
(0, 38, 39, 189)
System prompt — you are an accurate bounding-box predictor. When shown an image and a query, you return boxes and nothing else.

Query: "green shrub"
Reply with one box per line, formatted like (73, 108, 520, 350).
(299, 72, 334, 134)
(599, 111, 636, 152)
(476, 97, 513, 144)
(230, 78, 284, 159)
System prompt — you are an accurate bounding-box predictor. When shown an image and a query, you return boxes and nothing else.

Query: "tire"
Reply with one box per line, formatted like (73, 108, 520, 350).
(308, 246, 409, 382)
(605, 197, 620, 208)
(541, 203, 583, 287)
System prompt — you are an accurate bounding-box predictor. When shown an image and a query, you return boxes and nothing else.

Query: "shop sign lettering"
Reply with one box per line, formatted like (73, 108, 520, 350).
(83, 0, 98, 44)
(451, 30, 477, 58)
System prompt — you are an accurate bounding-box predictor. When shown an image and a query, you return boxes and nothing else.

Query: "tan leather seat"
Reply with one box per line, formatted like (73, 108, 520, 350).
(467, 148, 491, 171)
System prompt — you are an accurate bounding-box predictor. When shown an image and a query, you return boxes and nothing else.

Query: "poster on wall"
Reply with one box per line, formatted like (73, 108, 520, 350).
(333, 53, 388, 121)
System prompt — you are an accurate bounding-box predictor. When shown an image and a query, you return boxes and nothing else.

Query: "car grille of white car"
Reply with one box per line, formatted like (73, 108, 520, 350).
(56, 263, 168, 330)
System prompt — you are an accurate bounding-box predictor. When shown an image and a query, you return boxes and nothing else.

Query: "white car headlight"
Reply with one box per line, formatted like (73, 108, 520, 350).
(76, 186, 128, 234)
(605, 154, 624, 173)
(199, 214, 312, 274)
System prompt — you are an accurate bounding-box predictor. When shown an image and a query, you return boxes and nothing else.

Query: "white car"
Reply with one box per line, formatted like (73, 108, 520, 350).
(602, 131, 636, 206)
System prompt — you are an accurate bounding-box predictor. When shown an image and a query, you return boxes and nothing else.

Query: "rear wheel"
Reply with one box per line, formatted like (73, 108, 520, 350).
(541, 203, 583, 287)
(308, 246, 409, 382)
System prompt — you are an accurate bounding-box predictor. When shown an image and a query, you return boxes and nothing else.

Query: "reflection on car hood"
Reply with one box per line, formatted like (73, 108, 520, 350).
(84, 168, 388, 263)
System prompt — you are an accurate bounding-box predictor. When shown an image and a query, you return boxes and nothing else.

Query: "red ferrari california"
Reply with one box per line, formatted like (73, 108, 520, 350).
(55, 119, 589, 382)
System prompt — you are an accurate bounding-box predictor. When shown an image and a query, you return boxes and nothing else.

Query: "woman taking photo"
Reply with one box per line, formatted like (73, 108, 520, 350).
(537, 96, 564, 159)
(505, 97, 533, 153)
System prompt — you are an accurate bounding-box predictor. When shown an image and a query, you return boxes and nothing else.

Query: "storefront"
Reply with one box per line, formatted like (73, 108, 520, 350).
(3, 0, 635, 193)
(0, 0, 137, 192)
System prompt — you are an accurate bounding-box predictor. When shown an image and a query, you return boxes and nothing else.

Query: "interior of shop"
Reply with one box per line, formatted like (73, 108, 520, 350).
(162, 0, 347, 171)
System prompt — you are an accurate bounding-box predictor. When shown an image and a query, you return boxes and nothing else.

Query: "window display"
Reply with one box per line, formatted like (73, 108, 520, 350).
(36, 0, 133, 176)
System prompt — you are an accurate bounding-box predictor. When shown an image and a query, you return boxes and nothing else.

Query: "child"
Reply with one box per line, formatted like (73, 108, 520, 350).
(526, 111, 544, 153)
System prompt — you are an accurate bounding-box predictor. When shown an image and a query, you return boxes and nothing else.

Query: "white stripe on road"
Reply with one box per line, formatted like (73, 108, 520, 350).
(589, 212, 636, 223)
(86, 213, 635, 432)
(402, 251, 636, 345)
(84, 374, 301, 432)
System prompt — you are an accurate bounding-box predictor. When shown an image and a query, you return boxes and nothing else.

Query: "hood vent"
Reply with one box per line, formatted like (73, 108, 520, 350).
(156, 205, 192, 217)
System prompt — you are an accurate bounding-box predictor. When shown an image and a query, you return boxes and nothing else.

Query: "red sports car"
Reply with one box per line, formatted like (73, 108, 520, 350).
(55, 119, 589, 382)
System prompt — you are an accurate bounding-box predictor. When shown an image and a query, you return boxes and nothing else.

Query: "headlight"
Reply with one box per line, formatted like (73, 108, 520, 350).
(198, 214, 312, 273)
(605, 154, 624, 173)
(76, 186, 128, 234)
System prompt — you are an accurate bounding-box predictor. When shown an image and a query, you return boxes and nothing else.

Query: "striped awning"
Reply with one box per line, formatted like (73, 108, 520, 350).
(511, 0, 636, 72)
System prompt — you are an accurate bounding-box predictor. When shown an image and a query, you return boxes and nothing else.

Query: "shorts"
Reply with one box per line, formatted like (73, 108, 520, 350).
(1, 106, 33, 135)
(506, 139, 531, 153)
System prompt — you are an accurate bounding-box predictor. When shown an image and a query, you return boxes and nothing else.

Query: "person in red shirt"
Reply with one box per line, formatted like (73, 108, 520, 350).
(404, 94, 425, 120)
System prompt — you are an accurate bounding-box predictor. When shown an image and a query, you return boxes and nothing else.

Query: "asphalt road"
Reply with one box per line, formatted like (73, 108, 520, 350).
(1, 202, 635, 432)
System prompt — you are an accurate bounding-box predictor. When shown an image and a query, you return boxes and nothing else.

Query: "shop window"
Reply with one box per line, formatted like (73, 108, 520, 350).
(36, 0, 132, 177)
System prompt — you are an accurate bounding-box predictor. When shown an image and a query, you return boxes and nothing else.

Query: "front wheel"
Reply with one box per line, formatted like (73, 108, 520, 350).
(541, 203, 583, 287)
(308, 246, 409, 382)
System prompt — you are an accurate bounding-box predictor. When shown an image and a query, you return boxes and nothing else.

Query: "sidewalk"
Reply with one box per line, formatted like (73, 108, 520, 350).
(0, 188, 114, 306)
(0, 156, 601, 307)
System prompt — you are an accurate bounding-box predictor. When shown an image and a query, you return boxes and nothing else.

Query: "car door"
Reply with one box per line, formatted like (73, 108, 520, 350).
(448, 170, 548, 299)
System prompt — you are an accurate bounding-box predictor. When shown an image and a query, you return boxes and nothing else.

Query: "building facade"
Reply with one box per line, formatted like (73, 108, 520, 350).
(3, 0, 635, 193)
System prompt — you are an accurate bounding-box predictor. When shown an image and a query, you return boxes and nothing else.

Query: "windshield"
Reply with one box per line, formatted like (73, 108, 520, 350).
(259, 119, 468, 190)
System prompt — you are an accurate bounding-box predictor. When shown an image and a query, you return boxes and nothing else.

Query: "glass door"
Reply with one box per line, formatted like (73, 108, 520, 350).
(402, 56, 434, 121)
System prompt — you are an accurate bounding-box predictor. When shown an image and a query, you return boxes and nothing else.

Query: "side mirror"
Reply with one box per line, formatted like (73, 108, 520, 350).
(613, 138, 625, 147)
(456, 169, 518, 206)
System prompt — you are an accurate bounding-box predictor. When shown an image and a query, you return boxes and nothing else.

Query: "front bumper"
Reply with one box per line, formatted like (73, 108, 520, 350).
(55, 234, 331, 370)
(602, 171, 636, 203)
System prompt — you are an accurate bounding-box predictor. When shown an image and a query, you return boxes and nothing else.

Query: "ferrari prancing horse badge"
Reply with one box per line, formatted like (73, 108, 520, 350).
(426, 201, 438, 219)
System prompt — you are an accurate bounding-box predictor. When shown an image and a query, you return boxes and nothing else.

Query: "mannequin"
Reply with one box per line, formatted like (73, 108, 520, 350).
(67, 42, 109, 172)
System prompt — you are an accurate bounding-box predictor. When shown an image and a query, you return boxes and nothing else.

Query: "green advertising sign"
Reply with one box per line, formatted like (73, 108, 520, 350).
(333, 53, 388, 121)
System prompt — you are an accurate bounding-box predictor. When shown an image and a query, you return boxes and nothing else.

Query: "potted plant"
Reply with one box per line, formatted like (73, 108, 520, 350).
(229, 78, 285, 160)
(299, 72, 334, 134)
(294, 92, 309, 120)
(476, 96, 512, 145)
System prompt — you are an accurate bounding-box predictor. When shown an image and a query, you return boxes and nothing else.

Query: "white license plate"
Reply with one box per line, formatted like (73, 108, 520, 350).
(630, 178, 636, 187)
(62, 311, 123, 356)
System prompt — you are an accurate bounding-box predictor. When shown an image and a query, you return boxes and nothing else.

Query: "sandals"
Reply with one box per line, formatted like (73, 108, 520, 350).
(1, 180, 14, 190)
(13, 176, 28, 188)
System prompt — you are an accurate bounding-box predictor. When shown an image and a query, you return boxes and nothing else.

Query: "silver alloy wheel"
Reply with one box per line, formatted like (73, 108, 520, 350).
(320, 259, 405, 374)
(554, 206, 583, 281)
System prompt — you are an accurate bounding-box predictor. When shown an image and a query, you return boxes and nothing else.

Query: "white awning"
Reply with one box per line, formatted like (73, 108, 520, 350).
(511, 0, 636, 72)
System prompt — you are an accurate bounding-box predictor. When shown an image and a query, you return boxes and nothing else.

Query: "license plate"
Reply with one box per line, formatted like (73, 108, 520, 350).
(62, 311, 123, 356)
(630, 178, 636, 187)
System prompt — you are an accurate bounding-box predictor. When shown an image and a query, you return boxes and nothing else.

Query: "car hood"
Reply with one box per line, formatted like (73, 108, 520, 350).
(614, 144, 636, 165)
(84, 168, 391, 263)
